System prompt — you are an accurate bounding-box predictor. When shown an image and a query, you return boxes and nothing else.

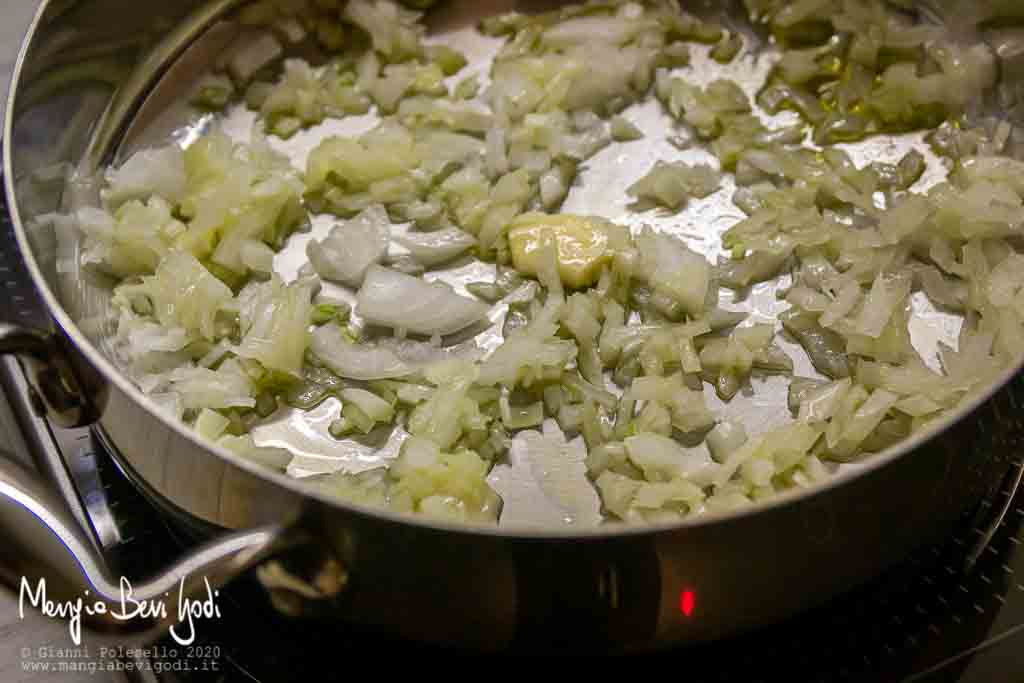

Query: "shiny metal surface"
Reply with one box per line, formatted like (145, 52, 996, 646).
(9, 0, 995, 530)
(0, 455, 292, 644)
(2, 0, 1024, 650)
(0, 177, 108, 559)
(0, 355, 105, 551)
(100, 2, 960, 494)
(0, 322, 98, 428)
(96, 390, 304, 530)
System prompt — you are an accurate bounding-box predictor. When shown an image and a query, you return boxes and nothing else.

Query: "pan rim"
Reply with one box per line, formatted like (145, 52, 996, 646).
(5, 0, 1023, 541)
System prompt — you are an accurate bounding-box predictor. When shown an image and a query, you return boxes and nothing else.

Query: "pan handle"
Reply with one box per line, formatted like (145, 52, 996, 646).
(0, 323, 100, 428)
(0, 455, 299, 645)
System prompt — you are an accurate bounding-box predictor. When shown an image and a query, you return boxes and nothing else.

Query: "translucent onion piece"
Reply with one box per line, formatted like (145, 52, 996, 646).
(356, 265, 489, 336)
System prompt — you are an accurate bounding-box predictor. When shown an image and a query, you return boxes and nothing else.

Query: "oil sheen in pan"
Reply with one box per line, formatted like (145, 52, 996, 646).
(88, 16, 963, 523)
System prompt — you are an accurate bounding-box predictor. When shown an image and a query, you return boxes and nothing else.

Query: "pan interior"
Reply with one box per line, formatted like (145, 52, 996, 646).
(8, 0, 1023, 533)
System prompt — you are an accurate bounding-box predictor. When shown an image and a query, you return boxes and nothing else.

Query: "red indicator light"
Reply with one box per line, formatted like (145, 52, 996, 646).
(680, 589, 696, 617)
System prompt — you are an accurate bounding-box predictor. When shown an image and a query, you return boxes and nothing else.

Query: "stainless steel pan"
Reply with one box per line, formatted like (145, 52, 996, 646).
(3, 0, 1024, 651)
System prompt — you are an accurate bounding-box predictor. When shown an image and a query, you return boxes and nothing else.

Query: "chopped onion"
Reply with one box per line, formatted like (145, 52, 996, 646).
(103, 145, 187, 209)
(625, 432, 717, 482)
(797, 378, 852, 423)
(487, 420, 602, 528)
(706, 420, 748, 463)
(357, 266, 489, 336)
(236, 277, 313, 377)
(168, 360, 255, 411)
(116, 251, 232, 341)
(310, 323, 412, 380)
(393, 226, 477, 267)
(852, 273, 912, 338)
(635, 227, 711, 316)
(307, 205, 390, 288)
(341, 388, 395, 423)
(627, 161, 721, 211)
(227, 33, 283, 83)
